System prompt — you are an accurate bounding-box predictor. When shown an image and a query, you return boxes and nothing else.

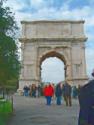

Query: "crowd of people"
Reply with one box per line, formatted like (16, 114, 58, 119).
(43, 82, 72, 106)
(23, 81, 81, 106)
(22, 69, 94, 125)
(23, 84, 42, 97)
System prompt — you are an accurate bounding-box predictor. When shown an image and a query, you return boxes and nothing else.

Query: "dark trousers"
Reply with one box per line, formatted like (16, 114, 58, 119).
(24, 91, 29, 96)
(32, 91, 36, 97)
(64, 95, 72, 106)
(46, 96, 52, 105)
(56, 96, 62, 105)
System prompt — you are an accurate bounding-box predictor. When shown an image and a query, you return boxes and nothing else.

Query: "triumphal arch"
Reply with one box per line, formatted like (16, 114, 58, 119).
(19, 20, 88, 89)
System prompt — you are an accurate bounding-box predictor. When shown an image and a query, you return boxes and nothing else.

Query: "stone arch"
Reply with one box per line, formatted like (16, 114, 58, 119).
(39, 50, 66, 65)
(39, 50, 67, 82)
(19, 20, 88, 90)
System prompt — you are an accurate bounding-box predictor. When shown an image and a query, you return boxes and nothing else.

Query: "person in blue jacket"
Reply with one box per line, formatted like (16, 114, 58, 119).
(78, 70, 94, 125)
(55, 83, 63, 105)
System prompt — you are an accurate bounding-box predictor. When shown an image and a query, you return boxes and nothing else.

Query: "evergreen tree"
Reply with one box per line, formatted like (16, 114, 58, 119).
(0, 0, 20, 90)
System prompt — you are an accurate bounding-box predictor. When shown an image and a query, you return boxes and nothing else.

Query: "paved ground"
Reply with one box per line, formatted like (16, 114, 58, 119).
(8, 95, 79, 125)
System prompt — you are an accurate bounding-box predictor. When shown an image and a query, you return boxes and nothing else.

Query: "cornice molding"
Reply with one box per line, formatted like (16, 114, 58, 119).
(21, 20, 85, 24)
(19, 37, 87, 43)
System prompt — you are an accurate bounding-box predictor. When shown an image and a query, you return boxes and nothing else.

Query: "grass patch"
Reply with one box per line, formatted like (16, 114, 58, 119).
(0, 100, 13, 125)
(0, 96, 3, 100)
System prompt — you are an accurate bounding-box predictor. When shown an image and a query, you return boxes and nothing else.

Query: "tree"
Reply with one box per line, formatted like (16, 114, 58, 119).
(0, 0, 20, 92)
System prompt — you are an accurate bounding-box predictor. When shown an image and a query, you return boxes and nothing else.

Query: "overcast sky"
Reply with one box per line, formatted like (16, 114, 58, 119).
(4, 0, 94, 83)
(41, 57, 65, 83)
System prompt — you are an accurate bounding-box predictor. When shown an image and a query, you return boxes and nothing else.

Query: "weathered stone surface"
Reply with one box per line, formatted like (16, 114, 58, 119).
(19, 20, 88, 89)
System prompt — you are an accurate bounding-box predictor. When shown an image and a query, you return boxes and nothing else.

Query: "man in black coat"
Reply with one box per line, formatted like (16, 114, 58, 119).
(78, 71, 94, 125)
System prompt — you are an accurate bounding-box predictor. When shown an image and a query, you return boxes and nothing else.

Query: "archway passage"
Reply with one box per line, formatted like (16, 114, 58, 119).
(39, 51, 67, 84)
(41, 57, 65, 84)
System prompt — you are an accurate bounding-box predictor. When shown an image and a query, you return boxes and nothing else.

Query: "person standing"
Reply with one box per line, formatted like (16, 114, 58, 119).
(72, 86, 78, 99)
(37, 85, 41, 97)
(63, 81, 72, 106)
(55, 83, 63, 105)
(78, 70, 94, 125)
(43, 84, 54, 105)
(31, 84, 36, 97)
(23, 85, 29, 97)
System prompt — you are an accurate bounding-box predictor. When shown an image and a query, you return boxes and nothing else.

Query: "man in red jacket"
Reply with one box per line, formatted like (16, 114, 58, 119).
(43, 84, 54, 105)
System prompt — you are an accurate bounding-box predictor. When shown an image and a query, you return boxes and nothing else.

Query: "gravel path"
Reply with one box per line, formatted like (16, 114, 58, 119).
(8, 95, 79, 125)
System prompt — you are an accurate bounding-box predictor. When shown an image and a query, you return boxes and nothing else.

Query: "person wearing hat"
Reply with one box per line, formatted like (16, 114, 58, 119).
(78, 70, 94, 125)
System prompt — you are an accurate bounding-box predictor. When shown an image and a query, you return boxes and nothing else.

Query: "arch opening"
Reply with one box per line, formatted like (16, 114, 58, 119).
(39, 51, 67, 84)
